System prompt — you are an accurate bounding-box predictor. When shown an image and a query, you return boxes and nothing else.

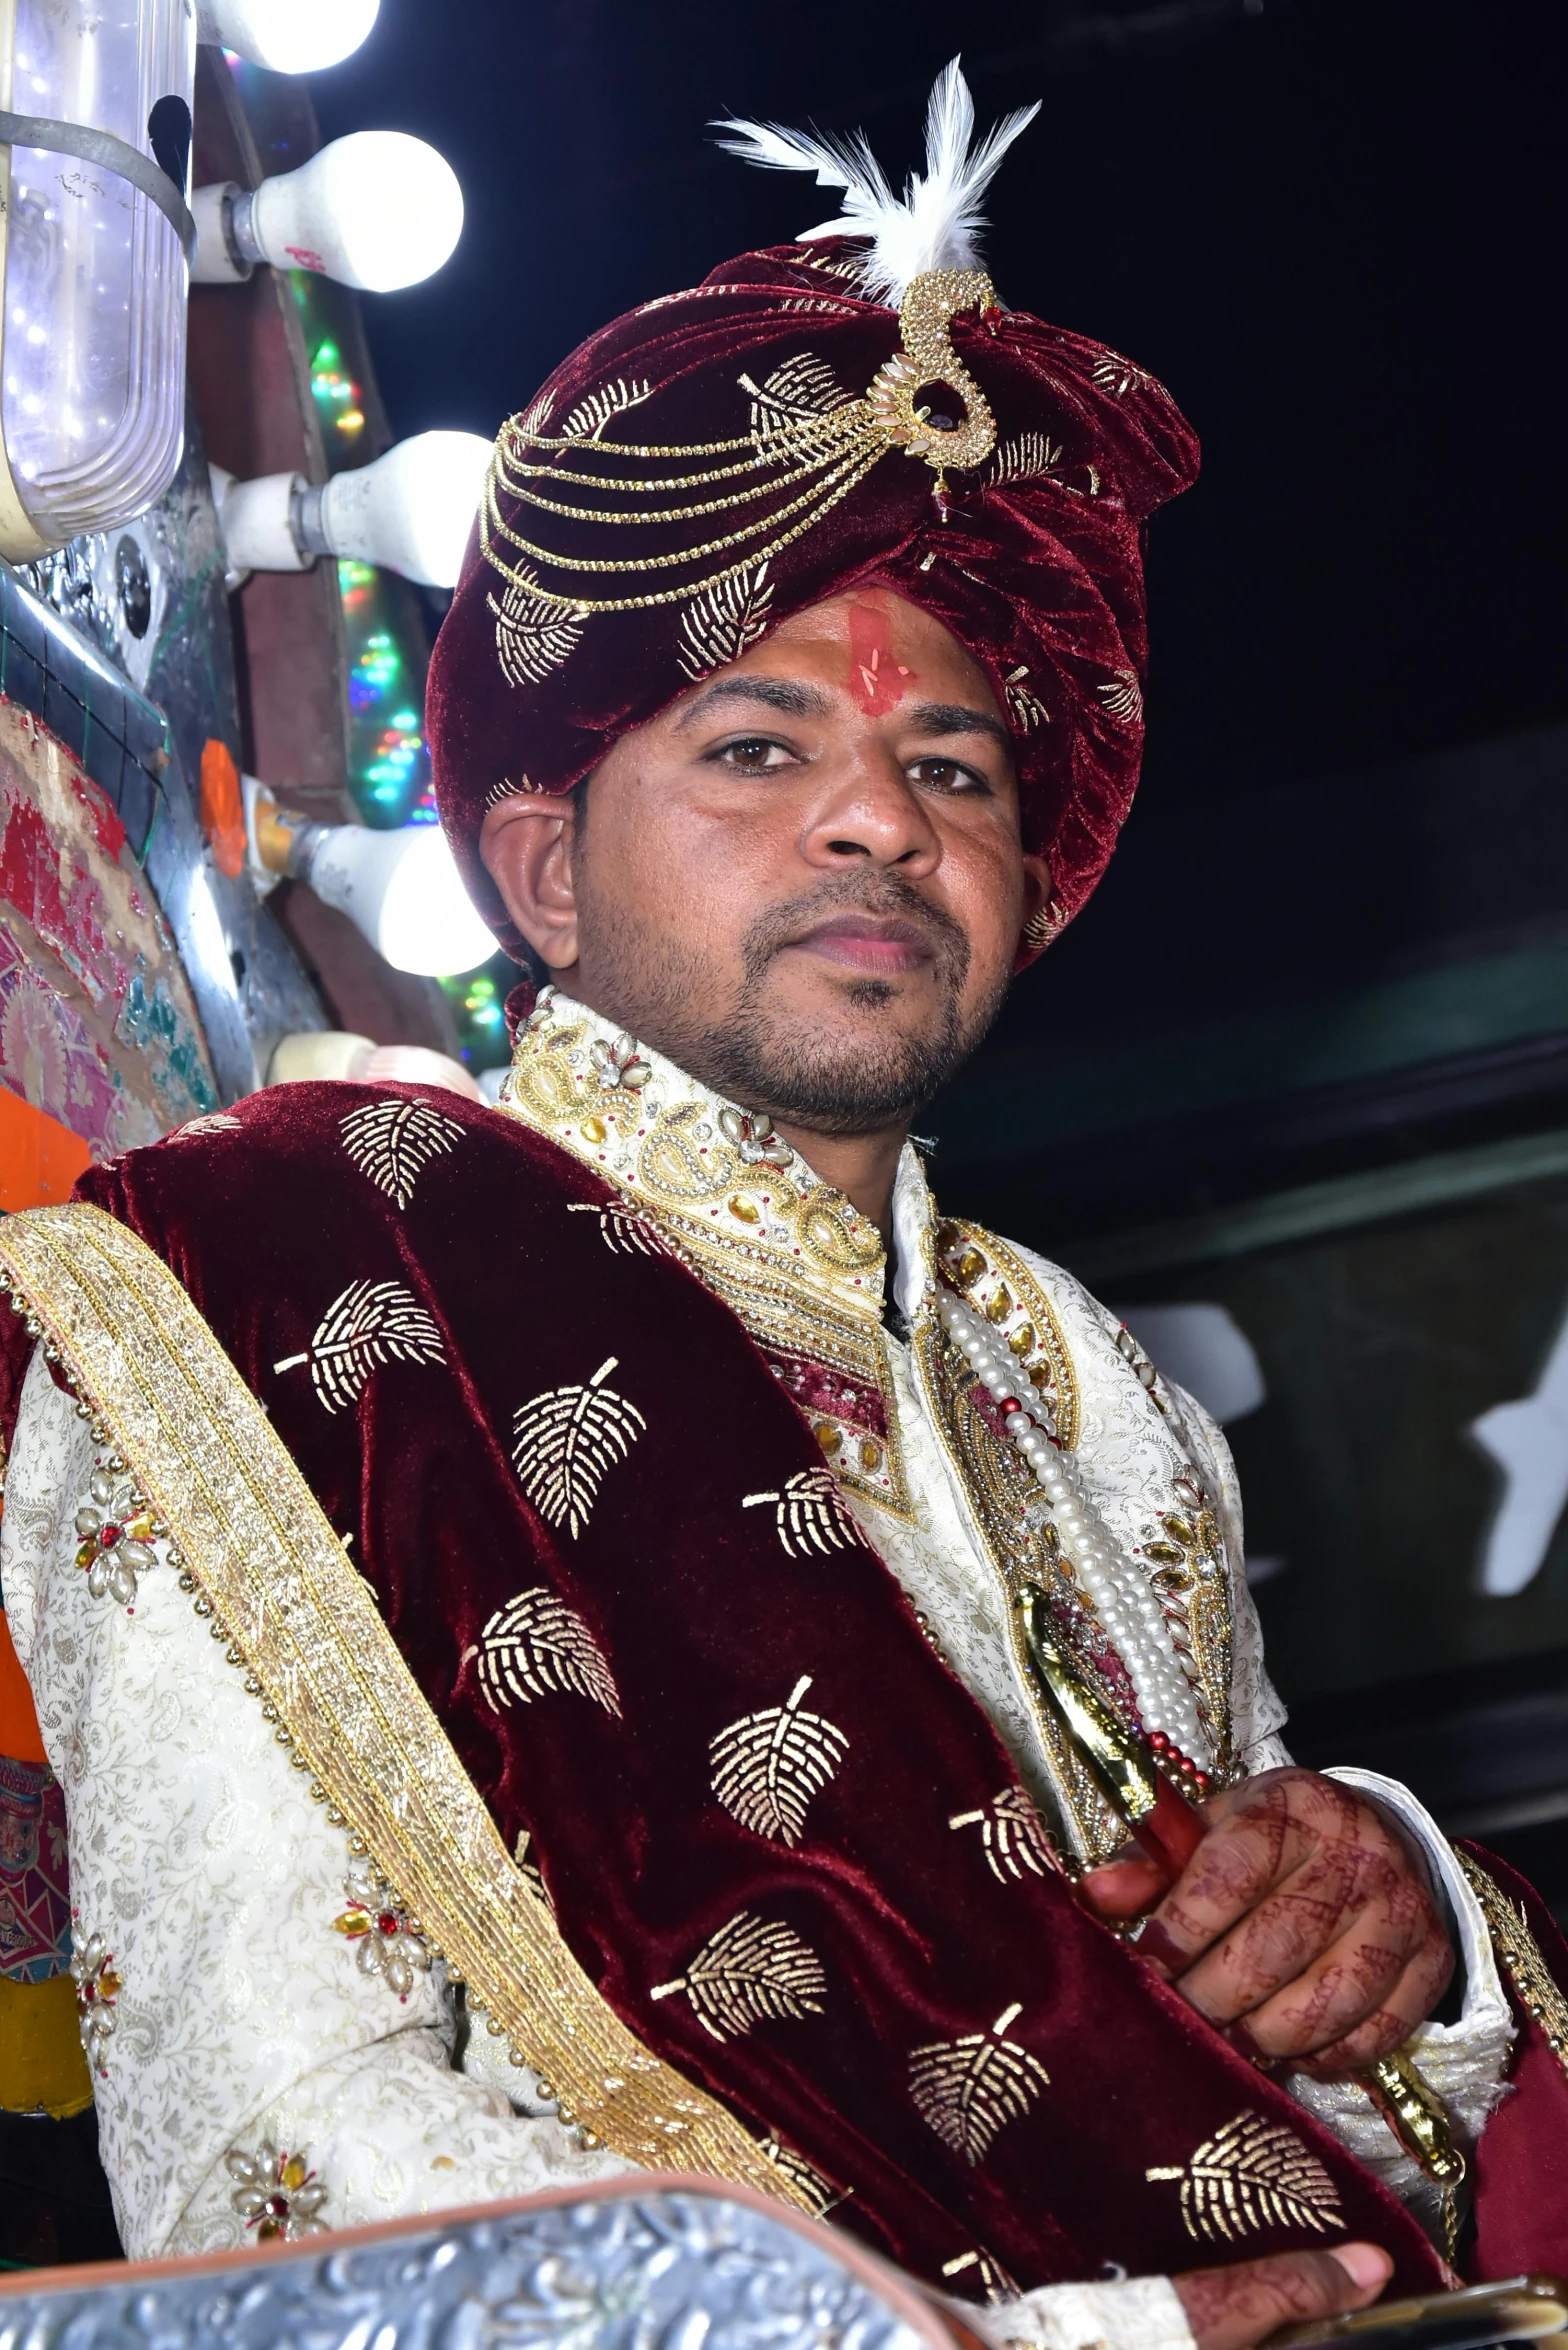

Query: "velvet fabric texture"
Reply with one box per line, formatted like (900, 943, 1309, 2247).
(1457, 1846, 1568, 2275)
(427, 238, 1200, 960)
(0, 1087, 1456, 2289)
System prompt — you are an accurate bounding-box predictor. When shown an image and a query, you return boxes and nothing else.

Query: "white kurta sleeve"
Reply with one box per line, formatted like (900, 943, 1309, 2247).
(0, 1344, 633, 2259)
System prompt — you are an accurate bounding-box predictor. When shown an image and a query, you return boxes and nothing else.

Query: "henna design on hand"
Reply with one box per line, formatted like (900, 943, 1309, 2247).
(1113, 1768, 1453, 2075)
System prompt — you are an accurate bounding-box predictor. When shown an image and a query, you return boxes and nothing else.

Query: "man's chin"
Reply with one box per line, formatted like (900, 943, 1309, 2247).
(695, 995, 974, 1136)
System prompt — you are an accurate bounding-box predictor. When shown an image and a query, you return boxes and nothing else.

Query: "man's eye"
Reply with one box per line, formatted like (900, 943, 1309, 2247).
(713, 737, 793, 771)
(910, 755, 987, 794)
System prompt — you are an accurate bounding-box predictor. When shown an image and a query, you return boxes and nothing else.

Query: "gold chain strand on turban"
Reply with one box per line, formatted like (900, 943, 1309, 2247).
(480, 270, 999, 622)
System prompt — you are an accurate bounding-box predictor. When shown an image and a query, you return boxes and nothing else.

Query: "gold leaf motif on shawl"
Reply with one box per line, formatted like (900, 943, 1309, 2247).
(908, 2002, 1049, 2166)
(511, 1354, 646, 1539)
(709, 1674, 848, 1846)
(475, 1586, 621, 1717)
(490, 571, 584, 688)
(759, 2136, 847, 2215)
(566, 1199, 683, 1263)
(741, 1468, 857, 1560)
(561, 377, 654, 443)
(650, 1911, 827, 2042)
(513, 1829, 555, 1910)
(1145, 2111, 1345, 2244)
(949, 1787, 1059, 1884)
(272, 1280, 446, 1416)
(940, 2250, 1020, 2303)
(339, 1097, 466, 1211)
(677, 561, 776, 682)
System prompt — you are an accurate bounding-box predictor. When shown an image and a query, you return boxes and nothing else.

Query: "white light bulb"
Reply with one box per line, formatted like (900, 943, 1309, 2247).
(239, 132, 463, 291)
(315, 431, 492, 587)
(198, 0, 378, 72)
(213, 432, 490, 588)
(305, 823, 495, 976)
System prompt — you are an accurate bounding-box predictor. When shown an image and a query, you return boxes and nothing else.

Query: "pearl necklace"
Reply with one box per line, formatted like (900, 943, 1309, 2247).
(935, 1286, 1211, 1779)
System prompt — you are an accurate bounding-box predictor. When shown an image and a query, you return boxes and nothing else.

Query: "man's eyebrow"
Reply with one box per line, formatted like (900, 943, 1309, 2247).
(673, 675, 833, 729)
(906, 701, 1013, 754)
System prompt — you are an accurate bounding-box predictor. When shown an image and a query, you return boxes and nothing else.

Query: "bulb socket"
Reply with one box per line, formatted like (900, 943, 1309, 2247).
(290, 482, 334, 563)
(225, 185, 267, 273)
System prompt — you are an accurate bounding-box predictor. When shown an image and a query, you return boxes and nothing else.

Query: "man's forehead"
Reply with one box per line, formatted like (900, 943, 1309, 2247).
(669, 589, 1002, 721)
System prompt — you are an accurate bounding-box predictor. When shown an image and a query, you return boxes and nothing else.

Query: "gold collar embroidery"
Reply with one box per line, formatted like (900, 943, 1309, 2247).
(498, 991, 918, 1518)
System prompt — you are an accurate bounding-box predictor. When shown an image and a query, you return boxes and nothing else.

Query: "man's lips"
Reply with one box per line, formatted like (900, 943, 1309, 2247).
(783, 913, 939, 975)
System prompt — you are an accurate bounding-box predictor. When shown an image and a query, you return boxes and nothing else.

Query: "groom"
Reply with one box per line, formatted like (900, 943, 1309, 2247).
(2, 58, 1564, 2344)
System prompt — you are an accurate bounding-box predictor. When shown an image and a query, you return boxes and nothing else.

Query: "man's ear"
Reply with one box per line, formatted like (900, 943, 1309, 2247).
(1017, 851, 1053, 956)
(480, 795, 581, 971)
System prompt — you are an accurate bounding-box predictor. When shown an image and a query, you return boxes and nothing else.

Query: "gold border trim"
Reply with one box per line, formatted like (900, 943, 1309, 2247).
(0, 1202, 808, 2208)
(1456, 1848, 1568, 2081)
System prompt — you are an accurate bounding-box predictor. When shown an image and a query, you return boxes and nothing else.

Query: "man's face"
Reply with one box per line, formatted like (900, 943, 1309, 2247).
(483, 590, 1048, 1135)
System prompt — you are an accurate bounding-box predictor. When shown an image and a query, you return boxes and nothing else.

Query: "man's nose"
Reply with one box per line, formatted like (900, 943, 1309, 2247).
(799, 754, 941, 873)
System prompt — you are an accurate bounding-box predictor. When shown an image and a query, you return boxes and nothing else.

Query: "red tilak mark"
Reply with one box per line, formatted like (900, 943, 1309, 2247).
(284, 245, 328, 273)
(847, 605, 913, 714)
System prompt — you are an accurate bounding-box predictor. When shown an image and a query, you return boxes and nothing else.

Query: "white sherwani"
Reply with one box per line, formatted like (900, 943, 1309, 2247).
(0, 999, 1513, 2349)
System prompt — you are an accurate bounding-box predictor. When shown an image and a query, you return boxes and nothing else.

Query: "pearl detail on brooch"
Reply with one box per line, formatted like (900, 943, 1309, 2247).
(935, 1286, 1208, 1771)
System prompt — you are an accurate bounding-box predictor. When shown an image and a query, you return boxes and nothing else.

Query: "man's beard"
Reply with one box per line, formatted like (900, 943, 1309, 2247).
(575, 868, 1008, 1137)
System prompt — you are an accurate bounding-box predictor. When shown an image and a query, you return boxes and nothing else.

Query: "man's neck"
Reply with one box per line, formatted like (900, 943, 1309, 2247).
(546, 977, 908, 1239)
(768, 1119, 906, 1241)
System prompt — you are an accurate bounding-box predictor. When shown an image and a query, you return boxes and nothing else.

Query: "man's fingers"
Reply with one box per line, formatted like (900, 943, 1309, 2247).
(1182, 1918, 1410, 2054)
(1174, 2243, 1392, 2350)
(1078, 1848, 1171, 1921)
(1292, 1937, 1459, 2079)
(1130, 1782, 1331, 1977)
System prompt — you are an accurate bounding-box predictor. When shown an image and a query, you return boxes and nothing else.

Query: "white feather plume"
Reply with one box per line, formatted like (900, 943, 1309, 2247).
(714, 59, 1039, 307)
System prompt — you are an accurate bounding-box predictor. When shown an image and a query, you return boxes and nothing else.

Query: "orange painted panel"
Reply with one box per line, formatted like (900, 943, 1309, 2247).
(0, 1082, 93, 1212)
(200, 737, 246, 879)
(0, 1612, 46, 1765)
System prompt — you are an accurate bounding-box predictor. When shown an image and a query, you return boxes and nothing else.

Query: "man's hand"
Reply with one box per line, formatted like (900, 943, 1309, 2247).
(1080, 1769, 1453, 2078)
(1175, 2242, 1392, 2350)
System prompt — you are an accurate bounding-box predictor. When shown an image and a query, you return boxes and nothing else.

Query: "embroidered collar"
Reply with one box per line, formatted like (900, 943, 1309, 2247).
(497, 989, 936, 1517)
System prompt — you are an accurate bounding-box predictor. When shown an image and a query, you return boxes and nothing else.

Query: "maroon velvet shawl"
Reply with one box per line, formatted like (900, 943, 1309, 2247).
(6, 1086, 1564, 2286)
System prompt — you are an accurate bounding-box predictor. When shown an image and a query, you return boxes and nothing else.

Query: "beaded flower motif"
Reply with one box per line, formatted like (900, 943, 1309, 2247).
(70, 1929, 122, 2075)
(227, 2144, 329, 2241)
(332, 1861, 431, 2000)
(718, 1105, 793, 1169)
(73, 1461, 160, 1610)
(590, 1031, 652, 1092)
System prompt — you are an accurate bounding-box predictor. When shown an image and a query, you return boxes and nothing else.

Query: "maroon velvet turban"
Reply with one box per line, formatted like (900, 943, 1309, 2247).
(427, 234, 1199, 964)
